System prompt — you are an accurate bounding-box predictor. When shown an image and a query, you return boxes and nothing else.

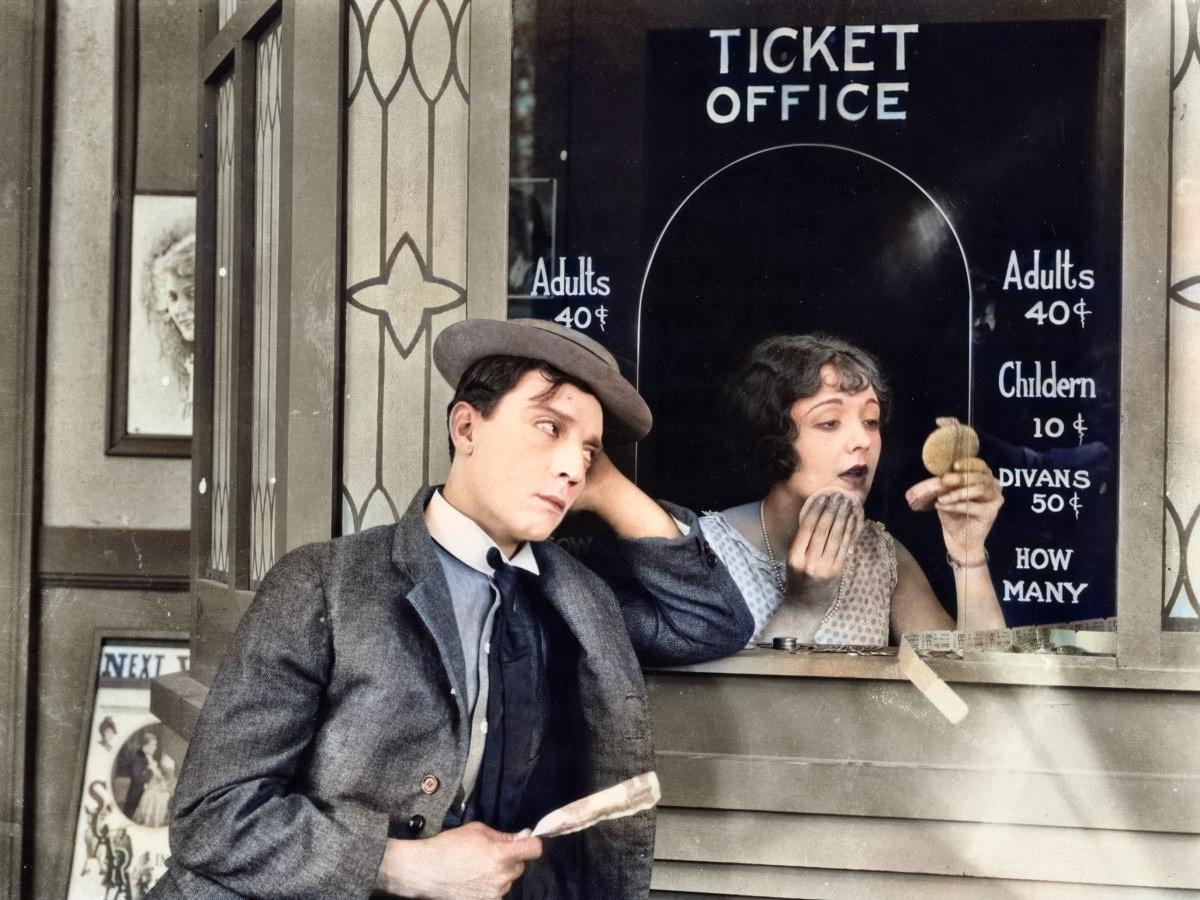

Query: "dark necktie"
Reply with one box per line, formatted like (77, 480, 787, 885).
(469, 547, 549, 831)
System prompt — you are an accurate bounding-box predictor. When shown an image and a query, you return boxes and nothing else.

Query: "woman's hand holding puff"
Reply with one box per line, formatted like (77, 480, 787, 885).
(786, 490, 864, 593)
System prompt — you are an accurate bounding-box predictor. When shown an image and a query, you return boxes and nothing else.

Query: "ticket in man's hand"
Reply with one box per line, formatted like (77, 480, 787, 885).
(530, 772, 661, 838)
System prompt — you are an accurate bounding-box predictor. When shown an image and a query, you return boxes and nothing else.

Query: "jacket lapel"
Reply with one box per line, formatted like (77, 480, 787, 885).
(530, 544, 595, 652)
(531, 543, 642, 694)
(391, 486, 469, 720)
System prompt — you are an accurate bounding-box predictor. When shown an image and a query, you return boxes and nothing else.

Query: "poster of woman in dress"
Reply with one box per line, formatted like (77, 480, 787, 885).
(126, 194, 196, 437)
(114, 728, 177, 829)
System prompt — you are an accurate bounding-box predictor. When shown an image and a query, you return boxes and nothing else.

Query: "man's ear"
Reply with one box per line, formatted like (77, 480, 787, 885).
(448, 400, 477, 456)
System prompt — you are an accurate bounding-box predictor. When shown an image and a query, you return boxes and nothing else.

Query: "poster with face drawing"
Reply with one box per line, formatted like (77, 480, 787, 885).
(127, 194, 196, 437)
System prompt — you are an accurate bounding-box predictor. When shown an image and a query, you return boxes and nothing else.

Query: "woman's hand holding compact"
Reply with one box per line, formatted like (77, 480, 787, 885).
(905, 457, 1003, 567)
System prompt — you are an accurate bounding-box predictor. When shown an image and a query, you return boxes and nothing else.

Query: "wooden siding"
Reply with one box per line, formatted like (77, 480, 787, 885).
(646, 670, 1200, 897)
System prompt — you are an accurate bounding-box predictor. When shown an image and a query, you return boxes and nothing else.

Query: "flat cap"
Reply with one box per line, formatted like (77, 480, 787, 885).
(433, 318, 652, 445)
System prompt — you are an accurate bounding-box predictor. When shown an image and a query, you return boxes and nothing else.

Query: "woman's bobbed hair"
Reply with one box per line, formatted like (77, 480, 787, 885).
(726, 333, 890, 492)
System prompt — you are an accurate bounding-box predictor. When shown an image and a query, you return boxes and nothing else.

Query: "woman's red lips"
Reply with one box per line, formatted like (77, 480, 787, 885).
(840, 465, 868, 487)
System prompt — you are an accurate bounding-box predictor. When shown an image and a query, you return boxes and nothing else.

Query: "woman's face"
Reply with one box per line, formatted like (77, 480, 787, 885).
(156, 270, 195, 342)
(784, 364, 882, 503)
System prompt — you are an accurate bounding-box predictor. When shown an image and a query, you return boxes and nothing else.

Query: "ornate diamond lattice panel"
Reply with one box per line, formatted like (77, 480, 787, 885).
(251, 22, 282, 584)
(209, 75, 236, 578)
(341, 0, 471, 533)
(1165, 0, 1200, 628)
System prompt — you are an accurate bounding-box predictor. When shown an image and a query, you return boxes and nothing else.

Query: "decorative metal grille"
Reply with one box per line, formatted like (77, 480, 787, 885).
(1165, 0, 1200, 627)
(251, 22, 282, 584)
(209, 75, 236, 578)
(219, 0, 238, 30)
(341, 0, 471, 533)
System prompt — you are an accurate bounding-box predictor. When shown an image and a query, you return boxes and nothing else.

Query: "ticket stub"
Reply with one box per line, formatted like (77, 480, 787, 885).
(531, 772, 661, 837)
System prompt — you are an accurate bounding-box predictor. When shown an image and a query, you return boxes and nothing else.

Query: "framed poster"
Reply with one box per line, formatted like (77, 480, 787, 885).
(116, 194, 197, 442)
(66, 639, 190, 900)
(510, 0, 1123, 629)
(106, 0, 196, 457)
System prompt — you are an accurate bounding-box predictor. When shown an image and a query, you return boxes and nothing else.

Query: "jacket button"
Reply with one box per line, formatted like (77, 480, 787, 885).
(407, 814, 425, 835)
(420, 775, 439, 794)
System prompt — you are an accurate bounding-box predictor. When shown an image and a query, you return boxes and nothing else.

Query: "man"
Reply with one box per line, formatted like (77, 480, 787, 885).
(152, 318, 753, 899)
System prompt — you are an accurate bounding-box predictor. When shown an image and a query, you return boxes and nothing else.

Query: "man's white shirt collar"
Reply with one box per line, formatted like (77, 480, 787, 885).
(425, 489, 540, 577)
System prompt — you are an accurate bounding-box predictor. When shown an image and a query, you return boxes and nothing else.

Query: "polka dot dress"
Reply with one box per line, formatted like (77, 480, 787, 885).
(699, 512, 897, 646)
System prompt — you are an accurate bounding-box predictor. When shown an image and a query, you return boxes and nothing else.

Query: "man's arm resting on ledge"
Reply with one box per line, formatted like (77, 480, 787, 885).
(573, 454, 754, 666)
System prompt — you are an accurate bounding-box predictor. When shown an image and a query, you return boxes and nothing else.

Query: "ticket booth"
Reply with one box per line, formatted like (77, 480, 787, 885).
(65, 0, 1198, 894)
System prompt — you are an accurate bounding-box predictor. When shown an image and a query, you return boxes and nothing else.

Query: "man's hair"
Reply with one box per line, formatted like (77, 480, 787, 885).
(446, 355, 597, 458)
(726, 333, 890, 491)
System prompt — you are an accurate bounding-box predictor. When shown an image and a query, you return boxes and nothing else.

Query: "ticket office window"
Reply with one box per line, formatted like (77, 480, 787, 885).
(507, 0, 1194, 681)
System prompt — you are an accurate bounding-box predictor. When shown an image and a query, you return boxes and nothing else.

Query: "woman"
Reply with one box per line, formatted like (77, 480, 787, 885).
(98, 716, 117, 751)
(142, 230, 196, 421)
(130, 732, 177, 829)
(700, 334, 1005, 645)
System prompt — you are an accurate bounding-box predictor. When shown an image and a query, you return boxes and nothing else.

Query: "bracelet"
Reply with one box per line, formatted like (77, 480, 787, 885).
(946, 549, 989, 570)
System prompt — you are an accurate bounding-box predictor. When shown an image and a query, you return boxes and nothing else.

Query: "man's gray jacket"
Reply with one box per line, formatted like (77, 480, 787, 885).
(152, 487, 753, 899)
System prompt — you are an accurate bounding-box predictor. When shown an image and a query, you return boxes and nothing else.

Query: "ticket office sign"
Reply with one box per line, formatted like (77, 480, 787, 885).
(509, 1, 1122, 626)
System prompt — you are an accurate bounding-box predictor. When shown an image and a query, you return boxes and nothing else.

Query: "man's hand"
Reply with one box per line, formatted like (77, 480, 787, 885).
(571, 450, 623, 516)
(570, 451, 681, 540)
(374, 821, 543, 899)
(905, 457, 1003, 565)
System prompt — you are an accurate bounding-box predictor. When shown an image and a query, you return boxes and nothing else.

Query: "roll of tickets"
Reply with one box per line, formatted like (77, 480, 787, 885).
(531, 772, 661, 838)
